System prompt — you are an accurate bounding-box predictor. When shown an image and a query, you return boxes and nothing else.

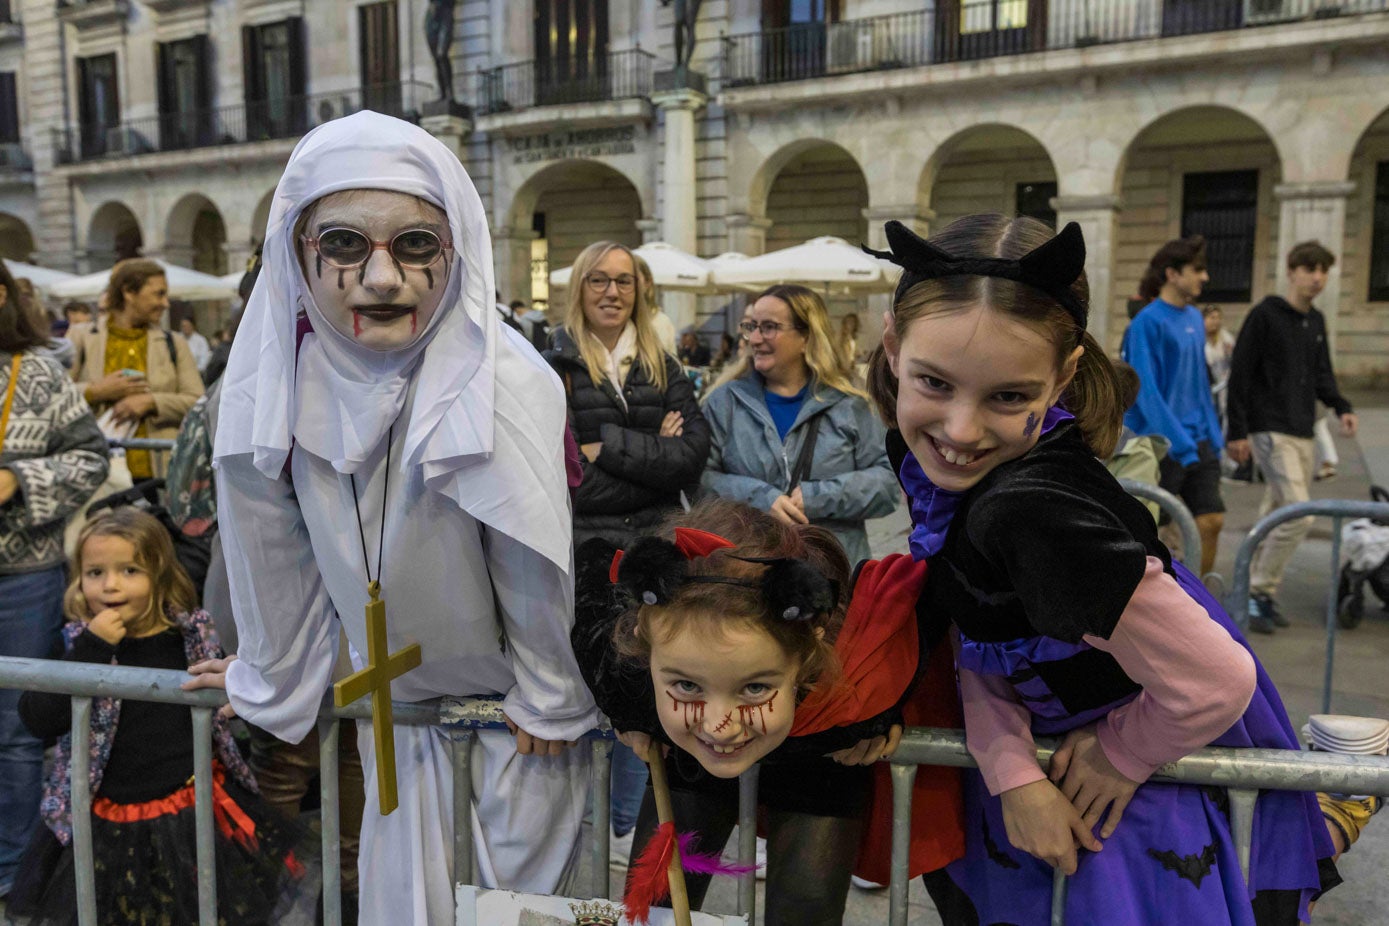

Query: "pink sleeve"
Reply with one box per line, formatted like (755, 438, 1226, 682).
(1083, 557, 1257, 782)
(956, 629, 1048, 796)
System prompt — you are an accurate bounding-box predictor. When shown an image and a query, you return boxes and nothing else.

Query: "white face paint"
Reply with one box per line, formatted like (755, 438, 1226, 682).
(299, 189, 452, 352)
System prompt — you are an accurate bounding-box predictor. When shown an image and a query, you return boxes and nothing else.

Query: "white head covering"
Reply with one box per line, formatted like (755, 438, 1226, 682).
(215, 111, 571, 570)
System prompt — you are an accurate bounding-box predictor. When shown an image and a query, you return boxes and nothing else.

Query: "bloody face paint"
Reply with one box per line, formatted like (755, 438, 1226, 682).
(298, 189, 451, 352)
(649, 620, 802, 779)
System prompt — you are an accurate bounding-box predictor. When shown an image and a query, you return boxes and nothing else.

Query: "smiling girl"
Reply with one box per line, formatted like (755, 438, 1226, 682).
(572, 498, 964, 926)
(7, 508, 305, 925)
(867, 214, 1339, 925)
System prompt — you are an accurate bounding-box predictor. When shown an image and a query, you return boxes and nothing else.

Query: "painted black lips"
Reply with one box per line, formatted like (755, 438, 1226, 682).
(353, 305, 414, 321)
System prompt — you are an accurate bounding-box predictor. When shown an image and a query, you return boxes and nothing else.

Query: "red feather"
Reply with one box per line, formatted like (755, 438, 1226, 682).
(623, 821, 676, 924)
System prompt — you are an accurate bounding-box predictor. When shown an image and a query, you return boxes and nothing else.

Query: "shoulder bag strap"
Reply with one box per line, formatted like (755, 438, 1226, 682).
(788, 411, 822, 491)
(0, 354, 22, 455)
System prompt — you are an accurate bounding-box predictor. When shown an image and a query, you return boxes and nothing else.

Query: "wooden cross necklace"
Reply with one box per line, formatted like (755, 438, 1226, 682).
(333, 426, 422, 815)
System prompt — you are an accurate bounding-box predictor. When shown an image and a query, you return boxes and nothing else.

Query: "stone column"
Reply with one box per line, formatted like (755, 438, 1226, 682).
(725, 213, 772, 256)
(491, 226, 538, 306)
(636, 217, 663, 245)
(862, 205, 934, 249)
(1273, 181, 1355, 343)
(1052, 194, 1122, 352)
(651, 84, 707, 330)
(420, 112, 474, 163)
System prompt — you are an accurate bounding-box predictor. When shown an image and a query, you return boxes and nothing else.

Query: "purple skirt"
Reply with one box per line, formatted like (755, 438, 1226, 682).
(942, 562, 1338, 925)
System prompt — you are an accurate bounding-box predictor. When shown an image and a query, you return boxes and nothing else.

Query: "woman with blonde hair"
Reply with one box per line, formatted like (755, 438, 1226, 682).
(545, 239, 711, 862)
(701, 284, 897, 565)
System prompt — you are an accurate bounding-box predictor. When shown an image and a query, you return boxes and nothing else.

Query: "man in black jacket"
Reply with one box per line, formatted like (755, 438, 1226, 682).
(1226, 241, 1358, 633)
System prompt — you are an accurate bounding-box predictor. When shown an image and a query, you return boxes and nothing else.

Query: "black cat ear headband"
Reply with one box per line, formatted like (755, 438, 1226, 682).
(608, 528, 838, 623)
(863, 219, 1089, 328)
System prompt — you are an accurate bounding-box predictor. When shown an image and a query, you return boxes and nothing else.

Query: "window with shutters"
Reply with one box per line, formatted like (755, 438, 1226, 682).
(1370, 162, 1389, 302)
(244, 18, 306, 140)
(759, 0, 836, 82)
(77, 54, 119, 158)
(936, 0, 1044, 62)
(359, 1, 401, 115)
(533, 0, 610, 106)
(0, 72, 18, 145)
(158, 36, 213, 150)
(1181, 169, 1259, 303)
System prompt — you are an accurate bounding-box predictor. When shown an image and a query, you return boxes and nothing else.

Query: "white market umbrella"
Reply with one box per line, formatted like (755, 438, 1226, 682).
(3, 260, 79, 294)
(709, 236, 896, 294)
(49, 259, 239, 301)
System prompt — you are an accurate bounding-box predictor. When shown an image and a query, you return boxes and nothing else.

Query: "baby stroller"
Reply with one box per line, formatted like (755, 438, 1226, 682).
(1337, 485, 1389, 629)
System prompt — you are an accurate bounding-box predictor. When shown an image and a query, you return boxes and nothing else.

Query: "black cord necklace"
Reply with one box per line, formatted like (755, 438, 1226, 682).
(349, 425, 393, 592)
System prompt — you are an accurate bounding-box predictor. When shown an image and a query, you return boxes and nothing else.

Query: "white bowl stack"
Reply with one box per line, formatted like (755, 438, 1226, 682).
(1301, 714, 1389, 756)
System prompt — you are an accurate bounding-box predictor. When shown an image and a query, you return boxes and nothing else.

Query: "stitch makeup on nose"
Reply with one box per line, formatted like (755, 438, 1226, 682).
(712, 712, 734, 734)
(1023, 412, 1039, 439)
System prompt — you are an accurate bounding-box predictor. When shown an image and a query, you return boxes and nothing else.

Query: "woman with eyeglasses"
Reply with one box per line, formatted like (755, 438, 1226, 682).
(544, 241, 711, 864)
(701, 285, 897, 566)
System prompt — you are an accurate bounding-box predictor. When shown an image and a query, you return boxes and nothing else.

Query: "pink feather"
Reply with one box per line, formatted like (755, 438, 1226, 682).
(676, 832, 760, 877)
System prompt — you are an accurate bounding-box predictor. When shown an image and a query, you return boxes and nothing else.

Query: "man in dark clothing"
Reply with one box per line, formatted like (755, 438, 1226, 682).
(1226, 240, 1358, 633)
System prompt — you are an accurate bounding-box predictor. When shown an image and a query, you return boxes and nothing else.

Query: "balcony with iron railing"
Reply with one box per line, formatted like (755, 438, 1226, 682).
(0, 0, 21, 44)
(476, 48, 657, 116)
(51, 81, 430, 165)
(0, 140, 32, 178)
(721, 0, 1389, 89)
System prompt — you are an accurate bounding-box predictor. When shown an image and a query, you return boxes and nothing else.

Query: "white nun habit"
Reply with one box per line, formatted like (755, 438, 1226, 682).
(213, 111, 598, 925)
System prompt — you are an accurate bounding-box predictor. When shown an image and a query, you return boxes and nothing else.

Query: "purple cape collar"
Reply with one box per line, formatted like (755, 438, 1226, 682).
(901, 405, 1073, 560)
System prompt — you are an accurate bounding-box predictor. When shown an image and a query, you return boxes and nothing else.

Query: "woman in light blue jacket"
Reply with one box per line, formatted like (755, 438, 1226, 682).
(701, 285, 898, 565)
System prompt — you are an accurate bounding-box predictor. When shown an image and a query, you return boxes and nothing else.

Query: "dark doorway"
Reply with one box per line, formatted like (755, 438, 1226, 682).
(760, 0, 839, 82)
(1181, 169, 1259, 303)
(243, 18, 307, 139)
(533, 0, 610, 106)
(77, 54, 120, 158)
(935, 0, 1045, 63)
(157, 36, 214, 150)
(359, 1, 402, 115)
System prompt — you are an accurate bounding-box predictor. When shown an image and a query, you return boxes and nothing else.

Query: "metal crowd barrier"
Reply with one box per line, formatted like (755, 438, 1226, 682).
(1117, 478, 1202, 567)
(3, 656, 1387, 926)
(1227, 498, 1389, 714)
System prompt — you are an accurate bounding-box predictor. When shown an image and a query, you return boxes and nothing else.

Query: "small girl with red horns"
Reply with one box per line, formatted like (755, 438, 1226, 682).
(571, 497, 965, 926)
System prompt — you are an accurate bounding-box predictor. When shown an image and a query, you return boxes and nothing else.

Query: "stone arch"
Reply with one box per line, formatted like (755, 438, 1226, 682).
(745, 137, 853, 224)
(505, 159, 645, 307)
(86, 201, 143, 270)
(165, 193, 228, 274)
(917, 123, 1060, 232)
(761, 141, 869, 256)
(1337, 104, 1389, 381)
(0, 214, 35, 261)
(1106, 105, 1284, 349)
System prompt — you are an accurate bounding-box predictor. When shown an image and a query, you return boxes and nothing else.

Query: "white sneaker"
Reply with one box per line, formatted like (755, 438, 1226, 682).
(851, 875, 887, 890)
(609, 827, 635, 868)
(755, 836, 767, 881)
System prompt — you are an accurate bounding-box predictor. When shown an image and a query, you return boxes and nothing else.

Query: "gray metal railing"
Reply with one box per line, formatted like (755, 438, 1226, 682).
(1118, 478, 1201, 567)
(1227, 498, 1389, 713)
(3, 655, 1386, 925)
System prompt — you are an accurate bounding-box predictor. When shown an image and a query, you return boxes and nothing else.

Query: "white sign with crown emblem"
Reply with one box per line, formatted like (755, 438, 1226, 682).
(456, 887, 748, 926)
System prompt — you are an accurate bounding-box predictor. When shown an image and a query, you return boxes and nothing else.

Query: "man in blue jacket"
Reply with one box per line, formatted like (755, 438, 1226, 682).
(1121, 236, 1225, 577)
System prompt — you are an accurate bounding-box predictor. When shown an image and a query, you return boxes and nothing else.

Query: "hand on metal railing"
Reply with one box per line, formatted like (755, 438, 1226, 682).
(183, 655, 240, 719)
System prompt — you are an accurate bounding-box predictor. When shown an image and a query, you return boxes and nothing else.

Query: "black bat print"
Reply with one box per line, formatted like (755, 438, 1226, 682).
(1147, 843, 1218, 888)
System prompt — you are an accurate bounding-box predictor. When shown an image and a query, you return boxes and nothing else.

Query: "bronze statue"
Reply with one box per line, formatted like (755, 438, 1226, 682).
(660, 0, 704, 70)
(425, 0, 456, 103)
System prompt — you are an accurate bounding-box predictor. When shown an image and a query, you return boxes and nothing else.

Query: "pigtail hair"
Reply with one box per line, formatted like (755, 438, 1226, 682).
(1062, 330, 1126, 459)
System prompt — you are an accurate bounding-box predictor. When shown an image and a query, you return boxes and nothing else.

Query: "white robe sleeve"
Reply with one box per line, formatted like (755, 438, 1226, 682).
(483, 527, 601, 741)
(217, 454, 339, 744)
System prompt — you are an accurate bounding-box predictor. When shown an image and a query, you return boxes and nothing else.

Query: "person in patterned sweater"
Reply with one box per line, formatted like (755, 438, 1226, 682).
(0, 259, 109, 898)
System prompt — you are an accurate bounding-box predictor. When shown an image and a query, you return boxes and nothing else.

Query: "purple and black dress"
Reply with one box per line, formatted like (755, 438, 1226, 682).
(891, 416, 1339, 926)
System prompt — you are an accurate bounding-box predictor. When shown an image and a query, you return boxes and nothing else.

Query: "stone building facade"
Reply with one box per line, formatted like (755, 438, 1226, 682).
(3, 0, 1389, 380)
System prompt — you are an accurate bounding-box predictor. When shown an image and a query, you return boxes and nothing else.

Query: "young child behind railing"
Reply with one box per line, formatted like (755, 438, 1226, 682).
(7, 508, 310, 925)
(571, 497, 966, 926)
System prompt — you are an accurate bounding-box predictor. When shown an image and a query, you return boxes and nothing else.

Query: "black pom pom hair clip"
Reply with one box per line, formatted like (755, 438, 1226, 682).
(608, 528, 839, 624)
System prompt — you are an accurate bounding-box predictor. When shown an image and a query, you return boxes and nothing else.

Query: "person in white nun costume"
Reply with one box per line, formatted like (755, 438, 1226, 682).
(191, 111, 599, 924)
